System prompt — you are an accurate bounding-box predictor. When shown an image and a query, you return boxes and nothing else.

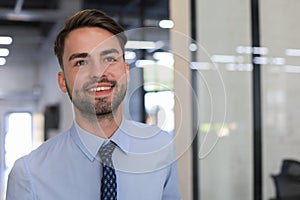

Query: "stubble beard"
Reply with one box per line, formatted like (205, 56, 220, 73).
(65, 80, 127, 121)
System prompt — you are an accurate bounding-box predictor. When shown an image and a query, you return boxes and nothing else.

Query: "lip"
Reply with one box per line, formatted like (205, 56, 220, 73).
(86, 83, 115, 96)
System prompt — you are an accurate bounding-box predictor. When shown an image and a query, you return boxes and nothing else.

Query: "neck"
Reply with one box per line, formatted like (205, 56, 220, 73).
(75, 107, 123, 138)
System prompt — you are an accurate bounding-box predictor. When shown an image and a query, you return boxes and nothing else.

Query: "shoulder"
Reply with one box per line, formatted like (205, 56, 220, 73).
(122, 120, 172, 141)
(23, 128, 73, 163)
(7, 128, 72, 190)
(120, 120, 175, 154)
(115, 120, 176, 173)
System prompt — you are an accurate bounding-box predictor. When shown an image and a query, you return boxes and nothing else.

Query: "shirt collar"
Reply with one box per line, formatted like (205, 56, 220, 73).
(75, 122, 104, 160)
(74, 119, 130, 160)
(110, 119, 130, 154)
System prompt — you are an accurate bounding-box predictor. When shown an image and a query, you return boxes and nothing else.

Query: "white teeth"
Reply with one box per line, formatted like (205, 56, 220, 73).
(89, 86, 111, 92)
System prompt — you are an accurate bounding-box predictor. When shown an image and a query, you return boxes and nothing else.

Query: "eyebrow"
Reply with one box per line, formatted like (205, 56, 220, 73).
(100, 48, 120, 56)
(68, 49, 121, 62)
(68, 53, 89, 62)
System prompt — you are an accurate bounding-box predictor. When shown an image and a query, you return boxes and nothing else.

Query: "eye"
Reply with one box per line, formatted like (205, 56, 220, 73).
(104, 56, 117, 63)
(74, 60, 88, 66)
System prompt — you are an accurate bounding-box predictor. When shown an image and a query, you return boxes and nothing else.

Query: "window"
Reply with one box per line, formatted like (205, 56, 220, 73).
(4, 112, 33, 170)
(142, 52, 175, 135)
(145, 91, 174, 134)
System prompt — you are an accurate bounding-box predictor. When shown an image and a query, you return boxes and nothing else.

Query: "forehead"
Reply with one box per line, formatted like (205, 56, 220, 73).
(63, 27, 122, 59)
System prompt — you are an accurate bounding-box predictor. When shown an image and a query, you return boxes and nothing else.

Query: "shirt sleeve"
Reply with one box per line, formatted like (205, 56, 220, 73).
(6, 157, 36, 200)
(162, 160, 182, 200)
(161, 138, 181, 200)
(161, 133, 182, 200)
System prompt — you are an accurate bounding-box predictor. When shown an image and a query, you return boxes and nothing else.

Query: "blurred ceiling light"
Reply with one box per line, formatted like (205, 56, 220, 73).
(190, 62, 212, 70)
(135, 60, 155, 68)
(211, 55, 236, 63)
(283, 65, 300, 73)
(0, 36, 13, 45)
(153, 52, 173, 60)
(252, 47, 269, 55)
(153, 52, 174, 66)
(0, 48, 9, 57)
(271, 57, 285, 65)
(253, 56, 268, 65)
(126, 41, 156, 50)
(236, 46, 268, 55)
(285, 49, 300, 56)
(236, 46, 252, 54)
(0, 58, 6, 66)
(159, 20, 174, 29)
(189, 43, 198, 52)
(226, 63, 253, 71)
(125, 51, 136, 60)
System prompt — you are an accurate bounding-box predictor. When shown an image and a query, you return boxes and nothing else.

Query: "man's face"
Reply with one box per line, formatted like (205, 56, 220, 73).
(58, 27, 129, 118)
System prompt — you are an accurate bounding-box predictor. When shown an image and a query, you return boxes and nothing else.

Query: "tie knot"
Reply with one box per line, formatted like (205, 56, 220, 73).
(99, 141, 116, 166)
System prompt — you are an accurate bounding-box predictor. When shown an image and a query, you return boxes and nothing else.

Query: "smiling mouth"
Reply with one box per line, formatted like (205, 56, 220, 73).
(85, 82, 115, 97)
(89, 86, 112, 92)
(83, 78, 117, 95)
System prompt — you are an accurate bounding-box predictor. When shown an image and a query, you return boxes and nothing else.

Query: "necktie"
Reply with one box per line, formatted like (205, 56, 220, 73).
(99, 141, 117, 200)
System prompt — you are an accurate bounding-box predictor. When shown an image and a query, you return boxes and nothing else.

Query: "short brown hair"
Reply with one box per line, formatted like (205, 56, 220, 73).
(54, 9, 127, 69)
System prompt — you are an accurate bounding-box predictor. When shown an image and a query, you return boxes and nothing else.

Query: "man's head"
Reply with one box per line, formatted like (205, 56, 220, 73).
(55, 9, 129, 122)
(54, 9, 127, 70)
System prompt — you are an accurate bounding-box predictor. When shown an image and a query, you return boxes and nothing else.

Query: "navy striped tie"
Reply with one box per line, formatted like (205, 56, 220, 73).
(99, 141, 117, 200)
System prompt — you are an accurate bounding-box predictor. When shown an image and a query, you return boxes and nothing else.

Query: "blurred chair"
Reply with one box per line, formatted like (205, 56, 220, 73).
(271, 159, 300, 200)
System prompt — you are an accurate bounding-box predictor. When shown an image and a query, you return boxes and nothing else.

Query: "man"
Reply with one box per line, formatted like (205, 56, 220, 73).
(6, 9, 181, 200)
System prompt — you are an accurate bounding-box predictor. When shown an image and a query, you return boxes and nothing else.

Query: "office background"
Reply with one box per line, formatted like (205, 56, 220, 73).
(0, 0, 300, 200)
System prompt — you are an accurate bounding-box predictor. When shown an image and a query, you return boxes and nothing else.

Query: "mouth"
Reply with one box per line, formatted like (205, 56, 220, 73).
(86, 82, 115, 96)
(88, 86, 112, 92)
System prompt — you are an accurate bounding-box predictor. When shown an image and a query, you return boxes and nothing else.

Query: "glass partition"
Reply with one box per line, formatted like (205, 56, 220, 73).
(260, 0, 300, 199)
(195, 0, 300, 199)
(195, 0, 253, 199)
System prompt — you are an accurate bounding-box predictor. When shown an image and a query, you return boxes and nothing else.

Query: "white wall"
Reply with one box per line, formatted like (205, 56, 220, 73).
(170, 0, 194, 199)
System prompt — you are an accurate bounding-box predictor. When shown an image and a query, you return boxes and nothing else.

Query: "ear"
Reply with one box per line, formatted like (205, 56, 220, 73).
(58, 71, 67, 93)
(124, 62, 130, 82)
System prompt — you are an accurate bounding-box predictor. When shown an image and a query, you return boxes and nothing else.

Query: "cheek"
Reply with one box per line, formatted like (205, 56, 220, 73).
(115, 71, 128, 84)
(67, 69, 86, 87)
(115, 64, 129, 80)
(63, 76, 80, 95)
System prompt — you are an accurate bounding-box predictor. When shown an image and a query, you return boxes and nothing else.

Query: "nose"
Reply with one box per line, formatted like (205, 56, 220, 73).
(88, 59, 109, 79)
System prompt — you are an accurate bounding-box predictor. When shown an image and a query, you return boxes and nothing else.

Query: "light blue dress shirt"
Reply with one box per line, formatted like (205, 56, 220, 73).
(6, 119, 181, 200)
